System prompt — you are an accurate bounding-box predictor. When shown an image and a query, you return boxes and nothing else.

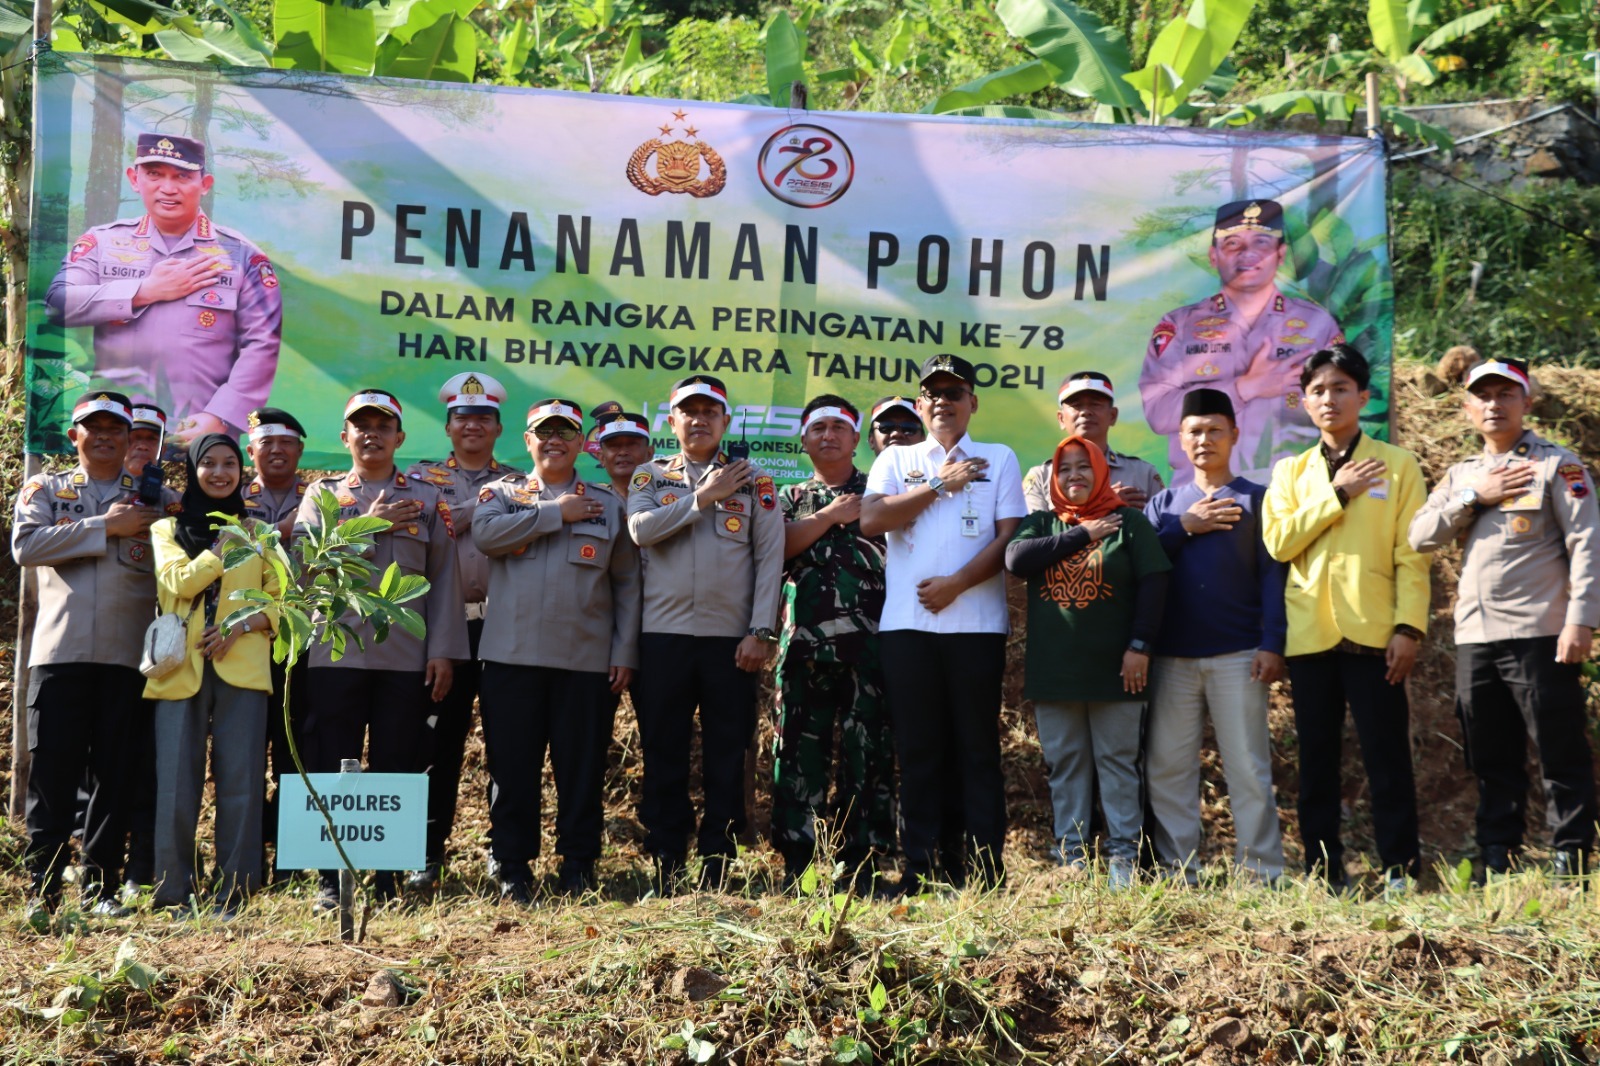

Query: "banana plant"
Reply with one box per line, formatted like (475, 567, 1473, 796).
(1367, 0, 1505, 97)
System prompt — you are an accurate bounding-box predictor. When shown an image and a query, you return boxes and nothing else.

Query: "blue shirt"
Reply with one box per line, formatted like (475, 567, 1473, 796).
(1144, 477, 1287, 657)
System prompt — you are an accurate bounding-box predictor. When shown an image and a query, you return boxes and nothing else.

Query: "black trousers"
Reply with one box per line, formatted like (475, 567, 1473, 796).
(417, 618, 482, 865)
(262, 657, 311, 853)
(25, 663, 145, 897)
(1288, 652, 1421, 877)
(479, 661, 617, 866)
(881, 630, 1008, 882)
(632, 634, 757, 859)
(1457, 637, 1597, 852)
(121, 701, 157, 886)
(308, 668, 431, 774)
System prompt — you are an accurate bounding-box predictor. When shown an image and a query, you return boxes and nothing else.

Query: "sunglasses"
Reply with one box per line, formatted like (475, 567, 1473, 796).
(920, 386, 971, 403)
(875, 421, 923, 435)
(532, 424, 580, 441)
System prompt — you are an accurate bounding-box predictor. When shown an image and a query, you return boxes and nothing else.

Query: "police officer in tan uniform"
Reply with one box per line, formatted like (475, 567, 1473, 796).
(1139, 200, 1344, 485)
(473, 399, 642, 902)
(626, 375, 785, 892)
(295, 388, 469, 908)
(45, 133, 282, 444)
(1023, 372, 1165, 513)
(403, 372, 521, 891)
(13, 392, 177, 914)
(1409, 358, 1600, 881)
(589, 402, 655, 497)
(241, 406, 311, 872)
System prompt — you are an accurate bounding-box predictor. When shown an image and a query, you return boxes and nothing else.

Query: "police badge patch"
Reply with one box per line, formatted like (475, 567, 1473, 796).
(632, 471, 653, 491)
(579, 543, 598, 559)
(479, 487, 494, 503)
(756, 475, 776, 510)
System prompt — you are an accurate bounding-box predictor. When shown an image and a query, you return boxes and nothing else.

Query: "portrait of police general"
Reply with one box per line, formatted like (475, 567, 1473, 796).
(45, 132, 284, 449)
(1138, 199, 1344, 487)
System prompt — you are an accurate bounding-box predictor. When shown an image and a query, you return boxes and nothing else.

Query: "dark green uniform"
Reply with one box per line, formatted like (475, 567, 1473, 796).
(772, 469, 895, 867)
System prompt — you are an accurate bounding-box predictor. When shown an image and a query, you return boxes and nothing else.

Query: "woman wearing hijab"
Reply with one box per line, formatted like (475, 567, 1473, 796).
(146, 433, 279, 915)
(1005, 436, 1171, 889)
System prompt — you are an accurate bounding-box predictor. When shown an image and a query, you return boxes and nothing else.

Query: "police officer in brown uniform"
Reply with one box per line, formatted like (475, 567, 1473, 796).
(126, 402, 167, 478)
(1409, 358, 1600, 880)
(13, 392, 178, 913)
(1023, 372, 1165, 513)
(402, 372, 521, 891)
(474, 399, 642, 902)
(626, 375, 785, 892)
(46, 134, 283, 444)
(295, 388, 469, 907)
(242, 406, 312, 869)
(589, 402, 655, 497)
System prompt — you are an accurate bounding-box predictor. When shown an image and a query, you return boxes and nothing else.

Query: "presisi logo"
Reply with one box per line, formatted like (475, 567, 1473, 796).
(758, 124, 854, 208)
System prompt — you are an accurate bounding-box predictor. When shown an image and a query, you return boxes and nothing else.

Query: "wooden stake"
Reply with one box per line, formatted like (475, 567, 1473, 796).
(1366, 72, 1381, 139)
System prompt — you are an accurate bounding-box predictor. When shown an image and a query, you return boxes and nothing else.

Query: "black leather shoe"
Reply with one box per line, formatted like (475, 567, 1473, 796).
(698, 854, 731, 893)
(406, 864, 442, 893)
(556, 860, 597, 897)
(497, 877, 535, 906)
(651, 853, 685, 898)
(1474, 844, 1518, 885)
(1553, 849, 1590, 881)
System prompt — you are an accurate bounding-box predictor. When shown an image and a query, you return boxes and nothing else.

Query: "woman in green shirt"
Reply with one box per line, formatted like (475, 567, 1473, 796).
(1005, 436, 1171, 888)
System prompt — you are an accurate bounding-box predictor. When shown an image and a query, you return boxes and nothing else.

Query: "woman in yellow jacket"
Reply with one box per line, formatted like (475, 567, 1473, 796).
(146, 433, 278, 915)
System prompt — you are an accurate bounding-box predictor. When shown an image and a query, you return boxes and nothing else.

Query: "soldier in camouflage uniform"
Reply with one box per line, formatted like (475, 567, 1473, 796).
(773, 395, 894, 890)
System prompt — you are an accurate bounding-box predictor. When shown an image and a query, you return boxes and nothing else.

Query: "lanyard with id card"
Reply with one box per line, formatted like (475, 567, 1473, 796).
(960, 483, 980, 537)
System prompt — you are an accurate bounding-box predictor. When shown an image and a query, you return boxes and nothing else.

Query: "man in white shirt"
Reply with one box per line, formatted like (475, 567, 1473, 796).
(861, 354, 1028, 892)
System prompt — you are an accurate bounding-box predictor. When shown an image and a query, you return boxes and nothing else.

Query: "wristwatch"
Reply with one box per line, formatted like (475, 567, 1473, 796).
(1127, 638, 1150, 655)
(927, 475, 945, 494)
(1459, 487, 1483, 512)
(749, 627, 778, 644)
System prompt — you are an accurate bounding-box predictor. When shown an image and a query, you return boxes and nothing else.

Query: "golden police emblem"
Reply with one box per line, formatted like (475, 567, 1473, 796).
(462, 375, 484, 395)
(198, 310, 217, 328)
(627, 113, 726, 199)
(247, 411, 262, 430)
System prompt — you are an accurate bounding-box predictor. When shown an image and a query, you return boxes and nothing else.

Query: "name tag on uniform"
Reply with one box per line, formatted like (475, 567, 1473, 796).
(1368, 479, 1388, 501)
(960, 486, 980, 537)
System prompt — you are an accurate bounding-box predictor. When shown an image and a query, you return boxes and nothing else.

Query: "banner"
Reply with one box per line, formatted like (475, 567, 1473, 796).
(27, 52, 1392, 485)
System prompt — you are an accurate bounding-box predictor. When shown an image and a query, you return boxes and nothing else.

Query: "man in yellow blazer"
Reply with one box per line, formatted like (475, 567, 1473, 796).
(1263, 344, 1429, 893)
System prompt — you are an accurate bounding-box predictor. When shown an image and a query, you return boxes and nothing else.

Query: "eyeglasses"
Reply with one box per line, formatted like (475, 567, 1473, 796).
(532, 424, 580, 441)
(875, 421, 922, 435)
(920, 386, 971, 403)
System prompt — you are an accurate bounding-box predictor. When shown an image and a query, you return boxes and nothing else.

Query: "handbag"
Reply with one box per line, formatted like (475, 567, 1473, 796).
(139, 598, 200, 680)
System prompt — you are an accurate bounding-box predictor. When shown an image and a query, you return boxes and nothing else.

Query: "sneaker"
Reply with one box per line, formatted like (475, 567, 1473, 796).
(405, 864, 442, 893)
(1107, 857, 1136, 891)
(555, 860, 597, 897)
(87, 896, 132, 918)
(1384, 874, 1412, 897)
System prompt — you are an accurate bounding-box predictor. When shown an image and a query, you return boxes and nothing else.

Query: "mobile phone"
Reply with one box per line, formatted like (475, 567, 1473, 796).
(727, 439, 750, 462)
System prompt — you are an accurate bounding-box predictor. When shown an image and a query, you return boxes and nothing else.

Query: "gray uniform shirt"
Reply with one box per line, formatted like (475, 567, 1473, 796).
(1023, 450, 1165, 514)
(473, 474, 641, 673)
(1409, 431, 1600, 644)
(625, 451, 784, 638)
(294, 469, 470, 671)
(405, 455, 521, 618)
(13, 466, 181, 670)
(242, 475, 307, 528)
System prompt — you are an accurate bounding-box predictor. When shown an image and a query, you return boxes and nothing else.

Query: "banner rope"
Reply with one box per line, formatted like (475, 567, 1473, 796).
(0, 40, 46, 74)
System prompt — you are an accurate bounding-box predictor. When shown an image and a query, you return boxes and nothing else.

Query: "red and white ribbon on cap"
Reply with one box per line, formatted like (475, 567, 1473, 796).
(131, 405, 166, 431)
(596, 416, 649, 441)
(1466, 360, 1531, 393)
(801, 406, 860, 434)
(1059, 377, 1115, 404)
(344, 391, 403, 419)
(72, 394, 133, 424)
(670, 380, 729, 410)
(526, 401, 583, 428)
(870, 397, 918, 423)
(250, 423, 301, 442)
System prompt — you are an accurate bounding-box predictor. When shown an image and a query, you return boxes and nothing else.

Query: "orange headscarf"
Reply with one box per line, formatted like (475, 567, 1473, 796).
(1048, 435, 1126, 523)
